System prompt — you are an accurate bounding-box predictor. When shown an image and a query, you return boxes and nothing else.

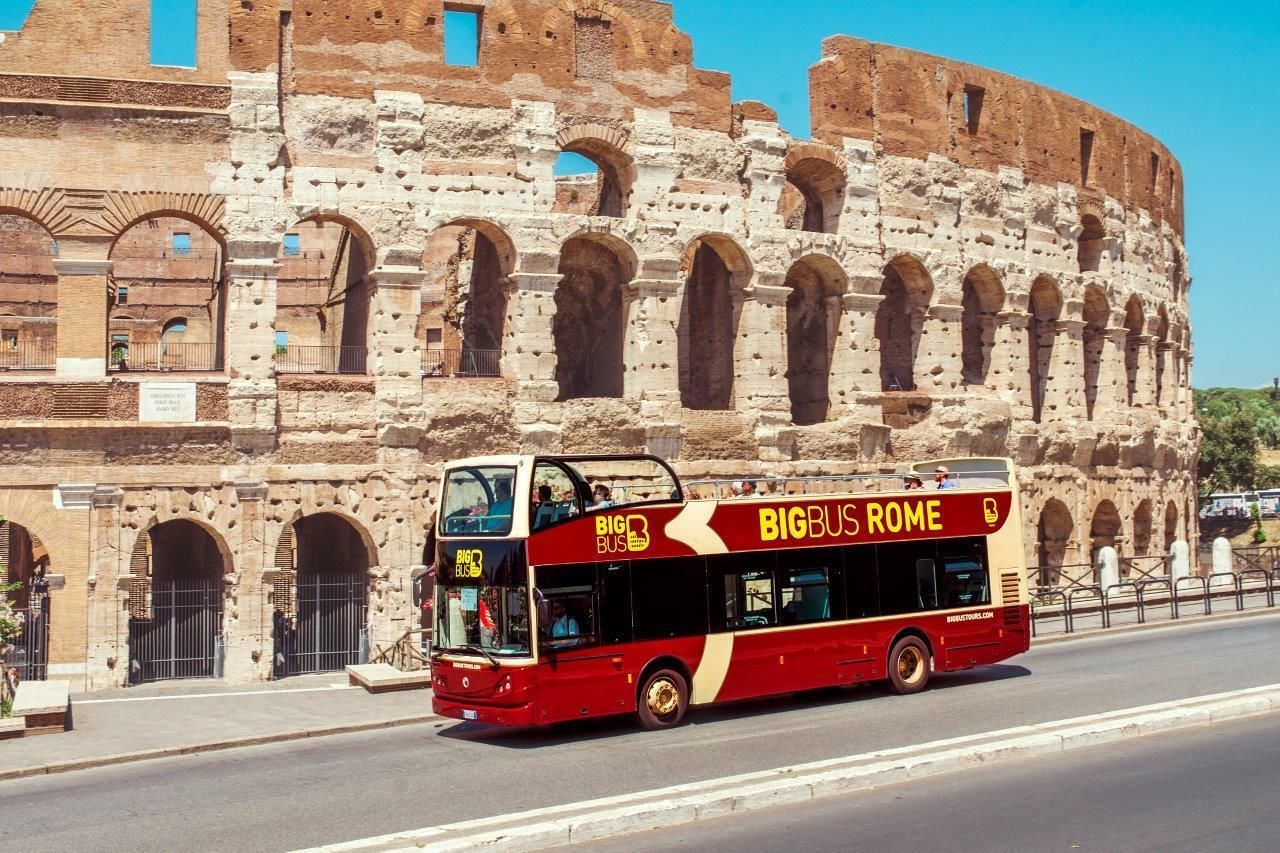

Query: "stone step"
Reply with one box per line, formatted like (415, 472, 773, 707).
(346, 663, 431, 694)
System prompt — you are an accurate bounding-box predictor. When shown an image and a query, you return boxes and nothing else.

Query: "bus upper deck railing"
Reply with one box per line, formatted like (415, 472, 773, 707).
(682, 469, 1012, 500)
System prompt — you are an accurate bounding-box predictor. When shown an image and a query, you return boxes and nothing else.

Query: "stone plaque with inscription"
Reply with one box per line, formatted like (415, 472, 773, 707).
(139, 383, 198, 423)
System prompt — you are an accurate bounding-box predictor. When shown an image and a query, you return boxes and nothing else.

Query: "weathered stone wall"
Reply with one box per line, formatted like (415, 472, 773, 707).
(0, 1, 1196, 689)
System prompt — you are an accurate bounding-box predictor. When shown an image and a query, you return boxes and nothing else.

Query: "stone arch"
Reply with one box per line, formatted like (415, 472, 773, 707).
(554, 234, 632, 400)
(781, 144, 848, 234)
(278, 510, 378, 577)
(0, 211, 58, 370)
(541, 1, 649, 59)
(1078, 213, 1105, 273)
(421, 219, 516, 375)
(0, 186, 68, 236)
(131, 516, 233, 582)
(1090, 499, 1122, 559)
(1163, 499, 1180, 552)
(960, 264, 1006, 387)
(1132, 499, 1154, 557)
(1123, 295, 1144, 407)
(1155, 305, 1170, 408)
(1028, 275, 1063, 423)
(1036, 498, 1075, 584)
(0, 520, 49, 610)
(554, 125, 635, 218)
(876, 254, 934, 392)
(105, 201, 229, 255)
(1082, 284, 1110, 420)
(276, 215, 377, 374)
(678, 234, 753, 410)
(784, 254, 846, 425)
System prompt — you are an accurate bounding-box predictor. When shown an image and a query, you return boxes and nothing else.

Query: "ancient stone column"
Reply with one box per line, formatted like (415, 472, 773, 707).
(52, 255, 112, 378)
(223, 243, 280, 454)
(1133, 333, 1157, 409)
(1157, 340, 1177, 411)
(87, 485, 125, 690)
(992, 310, 1029, 410)
(736, 281, 791, 421)
(1096, 545, 1120, 590)
(1099, 326, 1130, 415)
(368, 266, 428, 446)
(226, 480, 271, 683)
(831, 291, 885, 420)
(917, 302, 964, 395)
(623, 262, 683, 403)
(504, 272, 563, 402)
(1170, 541, 1191, 581)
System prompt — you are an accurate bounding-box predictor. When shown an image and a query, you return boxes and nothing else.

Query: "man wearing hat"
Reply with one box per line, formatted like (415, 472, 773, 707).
(934, 466, 957, 490)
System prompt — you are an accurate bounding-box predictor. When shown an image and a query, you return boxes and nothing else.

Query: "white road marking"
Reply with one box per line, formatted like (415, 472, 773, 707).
(76, 684, 353, 705)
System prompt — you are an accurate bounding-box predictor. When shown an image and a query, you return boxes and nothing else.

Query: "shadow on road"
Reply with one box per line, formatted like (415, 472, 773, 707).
(434, 663, 1032, 749)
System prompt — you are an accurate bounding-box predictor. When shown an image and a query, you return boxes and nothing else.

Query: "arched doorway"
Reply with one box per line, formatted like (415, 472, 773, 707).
(960, 265, 1006, 387)
(1028, 276, 1062, 422)
(0, 213, 58, 371)
(0, 520, 51, 680)
(780, 156, 846, 234)
(1164, 501, 1180, 552)
(125, 520, 226, 683)
(1035, 499, 1075, 587)
(1082, 285, 1109, 420)
(1090, 500, 1122, 562)
(109, 216, 226, 372)
(274, 513, 371, 676)
(554, 236, 631, 400)
(784, 255, 844, 425)
(552, 133, 633, 218)
(678, 236, 749, 410)
(1133, 499, 1153, 556)
(1123, 296, 1144, 407)
(1078, 214, 1104, 273)
(1155, 307, 1170, 408)
(876, 255, 933, 392)
(421, 220, 513, 378)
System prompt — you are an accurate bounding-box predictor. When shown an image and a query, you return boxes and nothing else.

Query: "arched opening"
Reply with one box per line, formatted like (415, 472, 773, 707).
(1082, 285, 1109, 420)
(275, 513, 371, 676)
(784, 255, 844, 425)
(1090, 500, 1122, 562)
(1132, 499, 1154, 557)
(1163, 500, 1180, 552)
(0, 213, 57, 371)
(678, 236, 749, 410)
(780, 157, 845, 234)
(0, 519, 51, 680)
(554, 236, 630, 400)
(1123, 296, 1144, 407)
(421, 221, 513, 378)
(125, 519, 226, 683)
(876, 255, 933, 392)
(1078, 214, 1105, 273)
(108, 217, 226, 372)
(276, 218, 373, 374)
(552, 138, 633, 218)
(1035, 499, 1075, 587)
(1028, 276, 1062, 423)
(960, 265, 1006, 387)
(1155, 306, 1170, 408)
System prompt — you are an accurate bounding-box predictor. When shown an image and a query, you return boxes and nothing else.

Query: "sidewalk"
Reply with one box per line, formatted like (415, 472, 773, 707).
(0, 673, 435, 780)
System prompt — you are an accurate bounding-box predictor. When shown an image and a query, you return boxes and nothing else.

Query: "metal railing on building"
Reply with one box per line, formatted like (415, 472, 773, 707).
(0, 341, 56, 371)
(422, 348, 501, 379)
(108, 341, 222, 372)
(276, 345, 368, 375)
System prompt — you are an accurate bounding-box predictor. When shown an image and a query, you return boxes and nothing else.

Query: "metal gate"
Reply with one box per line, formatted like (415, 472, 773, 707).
(280, 574, 367, 676)
(3, 595, 50, 681)
(128, 580, 223, 683)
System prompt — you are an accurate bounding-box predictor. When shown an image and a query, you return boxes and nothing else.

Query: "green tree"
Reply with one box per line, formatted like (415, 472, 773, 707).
(1198, 408, 1258, 496)
(1251, 503, 1268, 544)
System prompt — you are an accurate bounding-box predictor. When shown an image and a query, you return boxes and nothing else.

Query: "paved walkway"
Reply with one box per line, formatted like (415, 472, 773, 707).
(1, 673, 434, 778)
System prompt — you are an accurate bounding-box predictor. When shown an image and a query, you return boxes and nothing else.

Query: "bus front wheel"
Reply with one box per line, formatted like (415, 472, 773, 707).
(887, 636, 931, 695)
(637, 668, 689, 730)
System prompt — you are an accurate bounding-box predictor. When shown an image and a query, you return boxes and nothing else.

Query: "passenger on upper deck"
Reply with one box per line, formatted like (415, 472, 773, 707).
(735, 479, 758, 499)
(486, 480, 514, 530)
(934, 467, 957, 490)
(905, 475, 925, 490)
(590, 484, 615, 509)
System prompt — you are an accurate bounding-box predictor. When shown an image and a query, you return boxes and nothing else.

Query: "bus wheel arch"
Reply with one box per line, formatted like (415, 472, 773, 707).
(636, 656, 692, 730)
(886, 629, 933, 695)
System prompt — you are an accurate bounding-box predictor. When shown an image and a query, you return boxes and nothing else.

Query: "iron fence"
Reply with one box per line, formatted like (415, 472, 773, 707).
(109, 341, 222, 372)
(276, 345, 368, 375)
(422, 348, 502, 378)
(127, 580, 223, 684)
(277, 574, 368, 676)
(2, 595, 50, 681)
(0, 341, 56, 371)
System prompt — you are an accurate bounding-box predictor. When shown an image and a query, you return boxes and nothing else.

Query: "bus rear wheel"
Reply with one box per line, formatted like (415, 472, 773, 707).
(637, 668, 689, 730)
(887, 636, 931, 695)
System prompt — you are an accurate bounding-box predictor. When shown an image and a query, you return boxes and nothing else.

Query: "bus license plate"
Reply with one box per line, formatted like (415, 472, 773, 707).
(462, 709, 478, 721)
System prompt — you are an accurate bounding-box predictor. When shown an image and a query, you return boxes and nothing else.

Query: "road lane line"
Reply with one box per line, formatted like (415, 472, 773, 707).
(308, 684, 1280, 853)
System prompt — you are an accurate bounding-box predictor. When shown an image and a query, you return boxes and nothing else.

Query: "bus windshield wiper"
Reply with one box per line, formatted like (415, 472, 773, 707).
(464, 645, 501, 670)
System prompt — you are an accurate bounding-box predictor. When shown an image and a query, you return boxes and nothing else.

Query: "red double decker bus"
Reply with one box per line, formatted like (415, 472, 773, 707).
(430, 455, 1029, 730)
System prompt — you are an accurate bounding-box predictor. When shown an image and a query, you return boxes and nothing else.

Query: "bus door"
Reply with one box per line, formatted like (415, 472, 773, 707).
(934, 538, 998, 669)
(535, 561, 634, 720)
(713, 553, 813, 700)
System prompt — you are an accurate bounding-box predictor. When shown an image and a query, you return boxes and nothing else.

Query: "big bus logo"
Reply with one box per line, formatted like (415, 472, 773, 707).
(983, 498, 999, 526)
(455, 549, 484, 579)
(595, 514, 651, 555)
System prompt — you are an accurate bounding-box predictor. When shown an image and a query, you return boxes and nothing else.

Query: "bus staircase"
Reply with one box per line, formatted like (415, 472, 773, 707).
(1028, 557, 1277, 637)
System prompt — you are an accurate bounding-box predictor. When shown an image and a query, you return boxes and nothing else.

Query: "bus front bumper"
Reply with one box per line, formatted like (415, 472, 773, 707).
(432, 695, 537, 726)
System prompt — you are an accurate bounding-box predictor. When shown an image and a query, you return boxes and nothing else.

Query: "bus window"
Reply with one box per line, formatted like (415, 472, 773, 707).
(778, 567, 832, 625)
(877, 541, 939, 616)
(915, 558, 938, 609)
(938, 538, 990, 607)
(633, 558, 709, 640)
(843, 545, 879, 619)
(599, 561, 633, 645)
(537, 563, 596, 650)
(531, 462, 581, 530)
(440, 466, 517, 536)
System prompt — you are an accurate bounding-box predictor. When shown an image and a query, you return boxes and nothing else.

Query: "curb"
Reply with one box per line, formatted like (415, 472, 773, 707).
(312, 685, 1280, 852)
(1031, 605, 1280, 646)
(0, 714, 440, 782)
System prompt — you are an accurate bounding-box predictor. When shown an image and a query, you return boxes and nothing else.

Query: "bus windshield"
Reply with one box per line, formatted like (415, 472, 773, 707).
(435, 586, 530, 657)
(440, 466, 517, 536)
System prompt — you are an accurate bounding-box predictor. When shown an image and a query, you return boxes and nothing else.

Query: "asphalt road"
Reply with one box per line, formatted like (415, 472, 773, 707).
(591, 710, 1280, 853)
(4, 614, 1280, 852)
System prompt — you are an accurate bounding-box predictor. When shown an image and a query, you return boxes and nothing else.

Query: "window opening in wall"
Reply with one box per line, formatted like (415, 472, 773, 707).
(574, 14, 614, 81)
(172, 233, 191, 255)
(444, 8, 481, 67)
(50, 240, 59, 256)
(553, 150, 626, 218)
(275, 330, 288, 354)
(282, 233, 301, 257)
(116, 286, 130, 306)
(1150, 152, 1160, 194)
(963, 85, 985, 135)
(150, 0, 198, 69)
(426, 328, 443, 347)
(2, 330, 18, 350)
(1079, 128, 1095, 186)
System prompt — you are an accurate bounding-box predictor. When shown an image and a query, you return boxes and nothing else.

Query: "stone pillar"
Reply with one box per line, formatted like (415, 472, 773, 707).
(918, 303, 964, 394)
(1211, 537, 1233, 581)
(50, 484, 94, 685)
(1052, 318, 1087, 420)
(504, 272, 562, 402)
(736, 281, 790, 420)
(1170, 541, 1190, 581)
(1096, 545, 1120, 590)
(224, 246, 280, 454)
(52, 256, 111, 378)
(368, 266, 428, 446)
(1134, 333, 1157, 408)
(993, 310, 1029, 410)
(623, 259, 683, 403)
(1100, 326, 1130, 415)
(226, 480, 271, 683)
(87, 485, 126, 690)
(832, 291, 885, 419)
(1156, 341, 1176, 411)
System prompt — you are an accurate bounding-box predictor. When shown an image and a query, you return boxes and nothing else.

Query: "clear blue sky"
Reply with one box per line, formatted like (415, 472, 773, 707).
(2, 0, 1274, 388)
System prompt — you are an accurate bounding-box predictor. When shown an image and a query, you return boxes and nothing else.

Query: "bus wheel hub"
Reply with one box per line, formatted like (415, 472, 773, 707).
(648, 679, 678, 715)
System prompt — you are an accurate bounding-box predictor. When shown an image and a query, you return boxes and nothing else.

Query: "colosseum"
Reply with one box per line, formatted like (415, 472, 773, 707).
(0, 0, 1196, 690)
